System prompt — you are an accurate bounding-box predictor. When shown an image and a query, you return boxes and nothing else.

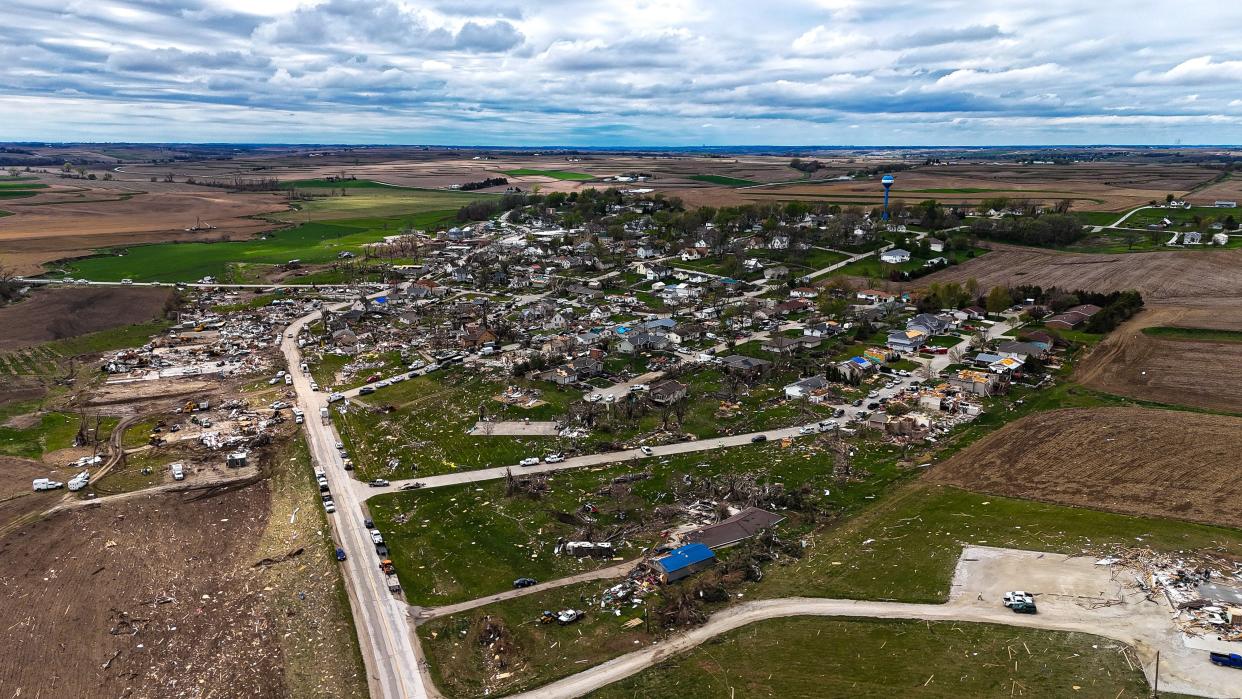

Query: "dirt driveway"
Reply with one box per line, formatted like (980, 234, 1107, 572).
(512, 547, 1242, 699)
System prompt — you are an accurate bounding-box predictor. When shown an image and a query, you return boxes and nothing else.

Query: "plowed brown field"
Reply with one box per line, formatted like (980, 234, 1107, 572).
(1076, 304, 1242, 412)
(929, 407, 1242, 528)
(910, 245, 1242, 303)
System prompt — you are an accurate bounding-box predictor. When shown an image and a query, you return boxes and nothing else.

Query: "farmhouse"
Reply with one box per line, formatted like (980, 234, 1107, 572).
(880, 249, 911, 264)
(649, 379, 688, 404)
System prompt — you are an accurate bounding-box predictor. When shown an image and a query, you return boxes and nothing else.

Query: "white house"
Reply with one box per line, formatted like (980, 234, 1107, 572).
(1212, 232, 1230, 245)
(880, 249, 911, 264)
(926, 238, 945, 253)
(784, 375, 829, 399)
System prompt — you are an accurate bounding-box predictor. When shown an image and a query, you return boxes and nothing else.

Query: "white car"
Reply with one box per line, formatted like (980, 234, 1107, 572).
(370, 530, 384, 545)
(1002, 591, 1035, 608)
(587, 393, 603, 403)
(629, 384, 649, 392)
(519, 457, 541, 467)
(323, 499, 336, 513)
(639, 446, 654, 456)
(799, 425, 817, 435)
(544, 454, 564, 463)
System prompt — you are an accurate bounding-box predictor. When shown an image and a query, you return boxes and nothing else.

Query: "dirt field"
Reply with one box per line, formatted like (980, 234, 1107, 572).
(910, 244, 1242, 303)
(929, 407, 1242, 528)
(1076, 304, 1242, 412)
(0, 484, 284, 698)
(0, 286, 172, 350)
(0, 175, 287, 274)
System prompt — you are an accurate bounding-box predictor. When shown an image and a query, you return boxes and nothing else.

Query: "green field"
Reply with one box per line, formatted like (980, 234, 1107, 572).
(60, 215, 453, 282)
(834, 246, 985, 279)
(0, 404, 105, 459)
(281, 189, 492, 222)
(686, 174, 758, 187)
(755, 484, 1242, 603)
(0, 181, 47, 190)
(1141, 326, 1242, 342)
(590, 617, 1151, 699)
(282, 178, 411, 189)
(502, 169, 594, 181)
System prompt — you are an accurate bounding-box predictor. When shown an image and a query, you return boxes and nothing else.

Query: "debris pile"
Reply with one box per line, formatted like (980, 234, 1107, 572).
(1102, 547, 1242, 641)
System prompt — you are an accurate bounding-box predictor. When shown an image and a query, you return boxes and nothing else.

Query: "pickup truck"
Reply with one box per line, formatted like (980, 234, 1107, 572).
(1210, 652, 1242, 668)
(33, 478, 64, 491)
(386, 574, 401, 593)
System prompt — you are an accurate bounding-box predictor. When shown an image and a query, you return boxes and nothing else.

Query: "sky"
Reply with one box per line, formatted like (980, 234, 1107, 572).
(3, 0, 1242, 146)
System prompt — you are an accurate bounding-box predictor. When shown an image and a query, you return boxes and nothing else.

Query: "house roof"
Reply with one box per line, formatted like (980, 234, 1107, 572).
(687, 508, 786, 549)
(654, 543, 716, 573)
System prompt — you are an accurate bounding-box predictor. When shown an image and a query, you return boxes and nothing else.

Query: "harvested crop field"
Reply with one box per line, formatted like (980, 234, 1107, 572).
(0, 188, 287, 274)
(928, 407, 1242, 528)
(1076, 304, 1242, 412)
(908, 244, 1242, 304)
(0, 286, 172, 350)
(0, 484, 283, 698)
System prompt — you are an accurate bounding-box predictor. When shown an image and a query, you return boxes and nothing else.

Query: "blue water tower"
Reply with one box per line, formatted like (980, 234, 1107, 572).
(881, 174, 895, 221)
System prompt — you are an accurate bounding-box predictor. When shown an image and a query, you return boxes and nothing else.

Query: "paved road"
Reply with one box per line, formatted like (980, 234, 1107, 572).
(413, 559, 640, 624)
(365, 422, 823, 498)
(281, 305, 431, 699)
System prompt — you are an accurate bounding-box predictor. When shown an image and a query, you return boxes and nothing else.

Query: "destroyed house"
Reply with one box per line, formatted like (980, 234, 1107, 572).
(687, 507, 786, 549)
(652, 542, 716, 583)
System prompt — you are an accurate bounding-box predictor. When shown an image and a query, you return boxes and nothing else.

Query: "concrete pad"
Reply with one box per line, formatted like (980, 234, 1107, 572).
(469, 420, 560, 436)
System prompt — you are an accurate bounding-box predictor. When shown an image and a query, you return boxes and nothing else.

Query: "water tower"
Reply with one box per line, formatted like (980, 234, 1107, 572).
(881, 174, 895, 221)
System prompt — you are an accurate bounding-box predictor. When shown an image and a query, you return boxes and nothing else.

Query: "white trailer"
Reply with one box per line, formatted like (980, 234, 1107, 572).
(33, 478, 64, 491)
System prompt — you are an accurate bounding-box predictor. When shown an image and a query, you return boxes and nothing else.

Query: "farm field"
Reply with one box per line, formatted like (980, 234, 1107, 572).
(0, 285, 172, 350)
(929, 407, 1242, 528)
(278, 187, 494, 222)
(1076, 304, 1242, 412)
(684, 174, 758, 186)
(60, 215, 446, 282)
(731, 162, 1219, 211)
(502, 169, 594, 180)
(589, 617, 1150, 699)
(911, 244, 1242, 303)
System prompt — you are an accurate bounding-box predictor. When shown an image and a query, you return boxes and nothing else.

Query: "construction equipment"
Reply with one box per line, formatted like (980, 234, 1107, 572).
(379, 559, 396, 575)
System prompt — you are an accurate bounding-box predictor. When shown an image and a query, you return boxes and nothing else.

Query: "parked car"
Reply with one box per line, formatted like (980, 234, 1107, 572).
(364, 518, 375, 529)
(544, 454, 565, 463)
(370, 530, 384, 545)
(323, 499, 336, 513)
(1210, 652, 1242, 669)
(751, 434, 767, 443)
(629, 384, 649, 392)
(368, 478, 390, 487)
(400, 482, 425, 490)
(556, 609, 583, 625)
(335, 548, 347, 561)
(513, 577, 538, 588)
(639, 446, 654, 456)
(519, 457, 541, 467)
(799, 426, 817, 435)
(359, 386, 376, 395)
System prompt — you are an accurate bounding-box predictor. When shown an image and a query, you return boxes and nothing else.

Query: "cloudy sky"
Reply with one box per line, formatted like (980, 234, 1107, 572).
(3, 0, 1242, 145)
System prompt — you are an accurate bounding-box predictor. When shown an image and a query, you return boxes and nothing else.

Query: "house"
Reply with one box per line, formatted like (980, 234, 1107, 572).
(459, 327, 497, 348)
(1045, 304, 1102, 330)
(649, 379, 689, 404)
(686, 507, 786, 549)
(856, 289, 896, 304)
(887, 328, 928, 353)
(880, 249, 911, 264)
(837, 356, 876, 380)
(720, 355, 773, 376)
(762, 265, 790, 280)
(668, 323, 704, 344)
(784, 375, 829, 399)
(762, 335, 820, 354)
(803, 321, 843, 338)
(926, 237, 945, 253)
(790, 286, 819, 299)
(997, 340, 1045, 361)
(637, 261, 672, 280)
(908, 313, 951, 336)
(963, 305, 987, 320)
(618, 331, 668, 354)
(947, 369, 1005, 396)
(652, 543, 716, 583)
(774, 299, 812, 315)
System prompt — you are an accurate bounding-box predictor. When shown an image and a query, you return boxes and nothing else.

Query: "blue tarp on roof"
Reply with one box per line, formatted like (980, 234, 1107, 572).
(373, 297, 387, 304)
(654, 543, 716, 574)
(849, 356, 870, 367)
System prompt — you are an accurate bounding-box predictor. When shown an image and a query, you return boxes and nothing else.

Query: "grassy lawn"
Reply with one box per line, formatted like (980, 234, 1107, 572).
(834, 247, 986, 279)
(751, 247, 849, 271)
(1071, 210, 1127, 226)
(755, 483, 1242, 603)
(590, 617, 1151, 699)
(0, 407, 86, 459)
(371, 437, 904, 607)
(1124, 205, 1236, 229)
(502, 169, 594, 181)
(1142, 326, 1242, 342)
(925, 335, 962, 349)
(685, 174, 758, 187)
(283, 191, 492, 222)
(336, 369, 575, 479)
(89, 446, 180, 495)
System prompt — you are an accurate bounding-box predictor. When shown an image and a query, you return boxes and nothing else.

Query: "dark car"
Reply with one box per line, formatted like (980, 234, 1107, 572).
(364, 518, 375, 529)
(867, 402, 880, 410)
(343, 460, 354, 471)
(375, 543, 389, 556)
(852, 399, 863, 407)
(335, 547, 347, 561)
(513, 577, 538, 588)
(751, 434, 767, 443)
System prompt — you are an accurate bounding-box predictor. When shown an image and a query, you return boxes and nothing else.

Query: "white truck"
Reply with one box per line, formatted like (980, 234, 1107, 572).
(170, 463, 185, 481)
(67, 471, 90, 491)
(33, 478, 64, 491)
(320, 406, 330, 424)
(292, 407, 304, 424)
(386, 574, 401, 593)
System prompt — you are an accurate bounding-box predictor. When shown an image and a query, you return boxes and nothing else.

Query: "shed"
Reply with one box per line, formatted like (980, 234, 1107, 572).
(652, 542, 717, 583)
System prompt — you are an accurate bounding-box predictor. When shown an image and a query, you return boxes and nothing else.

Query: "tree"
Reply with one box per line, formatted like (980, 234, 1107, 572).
(985, 285, 1011, 315)
(1122, 230, 1139, 250)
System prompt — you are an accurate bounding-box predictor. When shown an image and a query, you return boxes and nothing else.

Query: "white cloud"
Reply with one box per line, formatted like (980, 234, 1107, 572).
(1135, 55, 1242, 84)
